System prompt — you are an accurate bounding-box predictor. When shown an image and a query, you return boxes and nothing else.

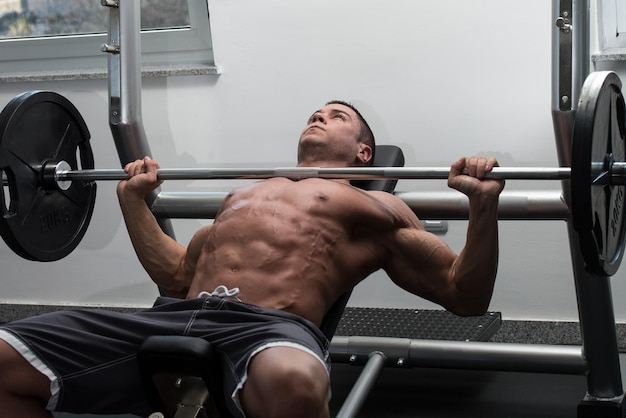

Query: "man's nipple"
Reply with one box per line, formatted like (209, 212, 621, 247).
(231, 199, 248, 210)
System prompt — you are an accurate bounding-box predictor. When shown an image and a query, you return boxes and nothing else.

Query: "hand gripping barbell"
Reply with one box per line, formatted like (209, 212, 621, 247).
(0, 72, 624, 277)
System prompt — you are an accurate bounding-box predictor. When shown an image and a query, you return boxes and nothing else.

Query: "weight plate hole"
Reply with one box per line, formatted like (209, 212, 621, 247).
(1, 168, 15, 215)
(618, 95, 626, 139)
(76, 146, 82, 170)
(593, 212, 604, 255)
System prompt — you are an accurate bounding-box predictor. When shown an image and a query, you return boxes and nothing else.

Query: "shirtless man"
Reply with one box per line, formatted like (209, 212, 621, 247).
(0, 100, 504, 418)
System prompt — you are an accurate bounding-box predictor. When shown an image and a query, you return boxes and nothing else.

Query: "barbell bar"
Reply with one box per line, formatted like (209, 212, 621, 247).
(0, 71, 625, 278)
(52, 163, 570, 183)
(41, 161, 622, 190)
(4, 160, 624, 191)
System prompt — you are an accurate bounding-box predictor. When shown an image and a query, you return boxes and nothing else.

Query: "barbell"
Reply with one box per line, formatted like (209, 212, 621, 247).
(0, 71, 624, 277)
(35, 161, 626, 185)
(40, 164, 579, 185)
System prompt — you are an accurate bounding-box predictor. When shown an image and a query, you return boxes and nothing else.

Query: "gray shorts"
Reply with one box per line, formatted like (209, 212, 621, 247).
(0, 296, 330, 417)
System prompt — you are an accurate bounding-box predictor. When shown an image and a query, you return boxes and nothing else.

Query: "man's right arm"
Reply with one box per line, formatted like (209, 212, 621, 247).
(117, 157, 206, 297)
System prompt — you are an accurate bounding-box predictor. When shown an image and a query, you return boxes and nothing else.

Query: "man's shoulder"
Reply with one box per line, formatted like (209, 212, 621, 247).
(360, 188, 400, 202)
(362, 189, 418, 221)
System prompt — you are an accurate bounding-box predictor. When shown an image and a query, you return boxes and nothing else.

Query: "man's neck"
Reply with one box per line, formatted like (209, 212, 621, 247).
(295, 160, 356, 185)
(297, 158, 353, 168)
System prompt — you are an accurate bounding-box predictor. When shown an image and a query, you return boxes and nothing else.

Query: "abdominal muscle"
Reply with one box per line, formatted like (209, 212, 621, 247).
(186, 178, 393, 326)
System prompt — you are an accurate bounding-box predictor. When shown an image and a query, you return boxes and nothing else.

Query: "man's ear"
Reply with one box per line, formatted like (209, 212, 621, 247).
(356, 143, 373, 165)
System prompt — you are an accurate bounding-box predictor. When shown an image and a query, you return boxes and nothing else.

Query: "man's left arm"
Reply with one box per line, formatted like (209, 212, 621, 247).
(445, 192, 500, 315)
(444, 156, 504, 314)
(382, 156, 504, 316)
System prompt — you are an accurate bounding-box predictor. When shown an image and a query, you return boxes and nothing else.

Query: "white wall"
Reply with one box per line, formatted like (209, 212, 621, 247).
(1, 0, 622, 322)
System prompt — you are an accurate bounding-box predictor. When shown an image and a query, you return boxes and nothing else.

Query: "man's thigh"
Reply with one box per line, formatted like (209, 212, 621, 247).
(240, 346, 331, 416)
(0, 339, 52, 402)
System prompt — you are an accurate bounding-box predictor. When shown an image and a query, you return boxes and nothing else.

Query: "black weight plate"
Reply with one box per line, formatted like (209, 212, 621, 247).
(572, 71, 626, 276)
(0, 91, 96, 261)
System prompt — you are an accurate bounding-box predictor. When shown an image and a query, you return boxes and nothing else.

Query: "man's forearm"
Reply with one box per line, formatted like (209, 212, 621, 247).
(118, 189, 187, 294)
(451, 195, 500, 315)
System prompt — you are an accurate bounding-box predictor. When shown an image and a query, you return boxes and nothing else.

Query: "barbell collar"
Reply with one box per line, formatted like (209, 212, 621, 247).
(588, 161, 626, 186)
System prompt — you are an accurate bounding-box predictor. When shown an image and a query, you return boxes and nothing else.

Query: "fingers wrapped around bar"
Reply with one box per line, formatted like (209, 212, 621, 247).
(117, 157, 164, 198)
(448, 156, 505, 199)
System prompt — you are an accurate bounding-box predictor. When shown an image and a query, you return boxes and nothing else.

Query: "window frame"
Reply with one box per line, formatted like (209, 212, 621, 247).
(0, 0, 219, 81)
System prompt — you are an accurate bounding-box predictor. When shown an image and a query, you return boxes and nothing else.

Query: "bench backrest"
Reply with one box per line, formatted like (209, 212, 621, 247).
(319, 144, 405, 340)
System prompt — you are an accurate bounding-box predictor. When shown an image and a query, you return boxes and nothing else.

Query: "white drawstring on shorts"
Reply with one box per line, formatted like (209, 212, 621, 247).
(198, 285, 241, 301)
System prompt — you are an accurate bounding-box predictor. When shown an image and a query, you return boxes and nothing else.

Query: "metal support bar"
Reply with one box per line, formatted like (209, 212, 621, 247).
(570, 227, 624, 399)
(329, 337, 589, 375)
(149, 190, 569, 220)
(336, 352, 387, 418)
(103, 0, 175, 241)
(395, 190, 568, 220)
(551, 0, 625, 408)
(557, 0, 573, 111)
(106, 0, 149, 166)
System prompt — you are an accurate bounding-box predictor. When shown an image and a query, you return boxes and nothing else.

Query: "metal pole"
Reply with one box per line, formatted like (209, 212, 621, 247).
(335, 352, 387, 418)
(552, 0, 625, 407)
(572, 240, 625, 399)
(105, 0, 151, 166)
(330, 337, 588, 375)
(149, 190, 569, 221)
(102, 0, 176, 243)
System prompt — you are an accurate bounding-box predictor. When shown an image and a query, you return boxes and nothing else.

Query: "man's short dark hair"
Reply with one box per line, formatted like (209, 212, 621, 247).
(326, 100, 376, 166)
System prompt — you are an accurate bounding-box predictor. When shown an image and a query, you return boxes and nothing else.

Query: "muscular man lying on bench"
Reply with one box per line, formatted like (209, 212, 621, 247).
(0, 100, 504, 418)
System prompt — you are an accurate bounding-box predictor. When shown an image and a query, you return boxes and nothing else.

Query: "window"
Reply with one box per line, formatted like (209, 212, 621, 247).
(0, 0, 218, 81)
(617, 1, 626, 40)
(598, 0, 626, 51)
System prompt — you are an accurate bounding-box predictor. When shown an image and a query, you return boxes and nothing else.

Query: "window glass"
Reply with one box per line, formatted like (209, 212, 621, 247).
(599, 0, 626, 50)
(0, 0, 190, 39)
(0, 0, 215, 80)
(617, 0, 626, 38)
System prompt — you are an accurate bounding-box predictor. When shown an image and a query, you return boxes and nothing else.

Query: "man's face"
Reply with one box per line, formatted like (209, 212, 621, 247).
(297, 103, 363, 165)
